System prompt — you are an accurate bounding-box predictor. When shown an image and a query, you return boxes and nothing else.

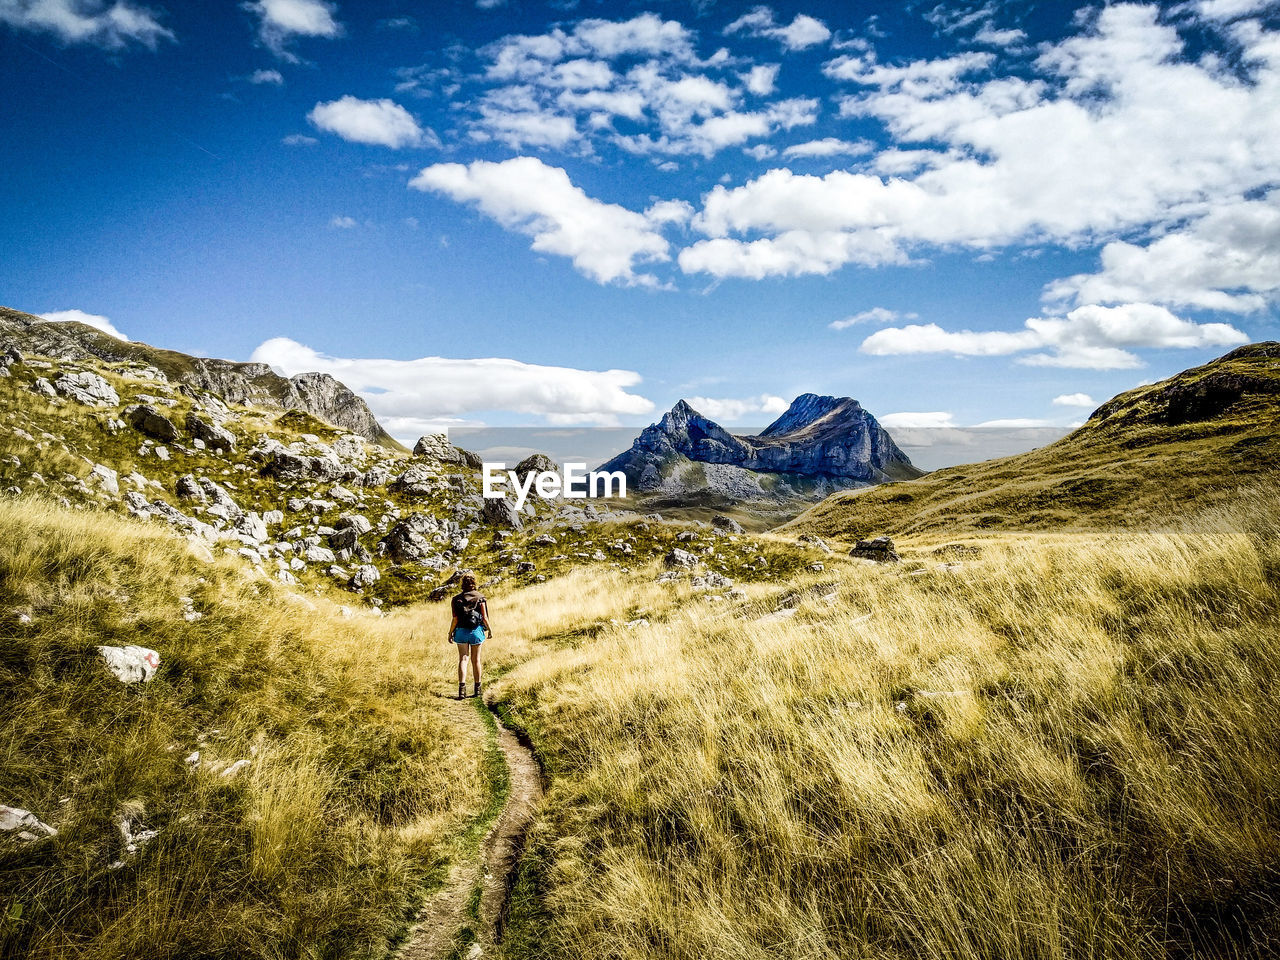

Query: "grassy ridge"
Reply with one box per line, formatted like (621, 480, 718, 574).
(0, 498, 491, 959)
(492, 489, 1280, 959)
(787, 343, 1280, 540)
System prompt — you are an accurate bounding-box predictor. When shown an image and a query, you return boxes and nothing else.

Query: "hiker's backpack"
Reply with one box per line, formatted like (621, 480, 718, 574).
(457, 592, 485, 629)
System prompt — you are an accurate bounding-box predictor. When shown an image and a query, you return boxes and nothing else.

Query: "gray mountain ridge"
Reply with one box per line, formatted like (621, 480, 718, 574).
(600, 394, 922, 498)
(0, 306, 398, 447)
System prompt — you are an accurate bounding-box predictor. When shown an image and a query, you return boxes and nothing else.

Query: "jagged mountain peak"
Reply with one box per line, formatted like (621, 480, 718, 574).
(761, 394, 865, 438)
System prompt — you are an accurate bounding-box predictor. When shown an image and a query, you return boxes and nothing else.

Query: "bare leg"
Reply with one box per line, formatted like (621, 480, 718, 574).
(457, 643, 468, 684)
(470, 645, 482, 689)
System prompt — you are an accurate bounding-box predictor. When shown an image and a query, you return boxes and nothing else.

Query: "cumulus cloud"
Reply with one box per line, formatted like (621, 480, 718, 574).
(0, 0, 172, 48)
(470, 14, 817, 156)
(250, 337, 655, 426)
(683, 393, 789, 421)
(725, 7, 831, 51)
(282, 133, 317, 145)
(309, 96, 425, 148)
(1044, 191, 1280, 314)
(248, 68, 284, 84)
(410, 157, 672, 286)
(1053, 393, 1096, 407)
(245, 0, 340, 60)
(39, 309, 128, 341)
(782, 137, 873, 159)
(829, 307, 915, 330)
(744, 63, 779, 95)
(859, 303, 1249, 370)
(680, 5, 1280, 294)
(329, 215, 356, 228)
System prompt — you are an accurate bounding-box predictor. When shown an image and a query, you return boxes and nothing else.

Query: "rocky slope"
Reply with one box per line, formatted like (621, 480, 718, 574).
(600, 394, 920, 506)
(787, 342, 1280, 540)
(0, 338, 814, 609)
(0, 306, 399, 447)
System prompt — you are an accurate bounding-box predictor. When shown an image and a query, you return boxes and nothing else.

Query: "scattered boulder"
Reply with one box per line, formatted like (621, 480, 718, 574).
(175, 474, 204, 501)
(482, 496, 523, 530)
(413, 433, 483, 468)
(89, 464, 119, 496)
(0, 805, 57, 842)
(381, 521, 435, 563)
(185, 413, 235, 452)
(349, 564, 380, 589)
(31, 377, 57, 399)
(711, 515, 744, 534)
(125, 404, 179, 442)
(850, 536, 900, 563)
(98, 645, 160, 683)
(664, 547, 698, 569)
(516, 561, 536, 573)
(336, 513, 372, 535)
(392, 463, 437, 497)
(329, 527, 360, 552)
(54, 371, 120, 406)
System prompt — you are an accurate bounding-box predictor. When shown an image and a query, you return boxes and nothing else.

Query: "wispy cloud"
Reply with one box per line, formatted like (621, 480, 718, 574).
(0, 0, 173, 48)
(245, 0, 340, 61)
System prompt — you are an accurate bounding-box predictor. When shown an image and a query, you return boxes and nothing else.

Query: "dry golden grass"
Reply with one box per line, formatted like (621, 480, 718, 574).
(495, 488, 1280, 959)
(0, 497, 494, 959)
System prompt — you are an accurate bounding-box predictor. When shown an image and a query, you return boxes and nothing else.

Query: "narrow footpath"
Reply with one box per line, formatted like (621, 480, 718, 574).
(399, 690, 543, 960)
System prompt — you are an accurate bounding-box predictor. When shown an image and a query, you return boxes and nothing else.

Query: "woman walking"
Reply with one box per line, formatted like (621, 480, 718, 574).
(448, 574, 491, 700)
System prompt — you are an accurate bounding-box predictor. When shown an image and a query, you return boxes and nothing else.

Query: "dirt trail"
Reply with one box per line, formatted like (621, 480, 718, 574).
(399, 690, 543, 960)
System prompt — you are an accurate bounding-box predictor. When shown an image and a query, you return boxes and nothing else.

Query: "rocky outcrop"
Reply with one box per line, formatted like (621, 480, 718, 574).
(126, 404, 179, 442)
(413, 433, 483, 468)
(0, 306, 398, 446)
(850, 536, 899, 563)
(600, 394, 920, 499)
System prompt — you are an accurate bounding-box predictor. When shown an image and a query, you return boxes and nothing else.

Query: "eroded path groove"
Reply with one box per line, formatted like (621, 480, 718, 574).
(400, 690, 543, 960)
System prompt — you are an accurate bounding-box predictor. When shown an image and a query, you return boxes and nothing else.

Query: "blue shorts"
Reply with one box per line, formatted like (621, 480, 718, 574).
(452, 625, 485, 645)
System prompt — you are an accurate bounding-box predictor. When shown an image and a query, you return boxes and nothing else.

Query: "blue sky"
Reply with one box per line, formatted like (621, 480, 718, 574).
(2, 0, 1279, 445)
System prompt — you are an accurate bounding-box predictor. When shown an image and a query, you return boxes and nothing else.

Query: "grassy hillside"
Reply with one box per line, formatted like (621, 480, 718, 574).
(786, 343, 1280, 541)
(0, 498, 495, 959)
(492, 488, 1280, 959)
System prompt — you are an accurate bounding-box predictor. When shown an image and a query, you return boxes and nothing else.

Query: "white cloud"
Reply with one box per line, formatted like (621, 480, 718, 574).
(1044, 191, 1280, 314)
(1197, 0, 1274, 20)
(39, 309, 128, 341)
(859, 303, 1249, 370)
(744, 63, 779, 95)
(681, 6, 1280, 290)
(725, 7, 831, 51)
(282, 133, 317, 146)
(411, 157, 672, 286)
(309, 96, 425, 148)
(781, 137, 873, 158)
(329, 215, 357, 228)
(246, 0, 340, 60)
(829, 307, 915, 330)
(879, 411, 956, 429)
(684, 393, 789, 421)
(0, 0, 172, 48)
(1053, 393, 1096, 407)
(250, 337, 655, 426)
(974, 24, 1027, 46)
(743, 143, 777, 161)
(249, 68, 284, 84)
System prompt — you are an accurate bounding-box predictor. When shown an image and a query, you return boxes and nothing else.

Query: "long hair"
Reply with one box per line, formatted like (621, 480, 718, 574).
(460, 573, 478, 593)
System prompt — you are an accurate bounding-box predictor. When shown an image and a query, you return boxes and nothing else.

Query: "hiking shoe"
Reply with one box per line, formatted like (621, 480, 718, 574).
(473, 682, 482, 699)
(457, 683, 466, 701)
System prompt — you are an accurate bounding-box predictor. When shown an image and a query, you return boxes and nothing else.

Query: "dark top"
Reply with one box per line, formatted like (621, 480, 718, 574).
(451, 591, 487, 620)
